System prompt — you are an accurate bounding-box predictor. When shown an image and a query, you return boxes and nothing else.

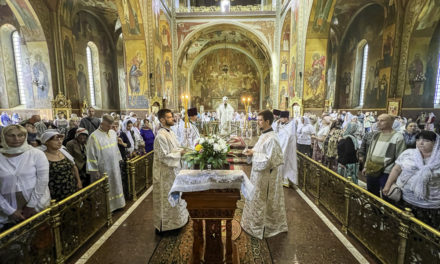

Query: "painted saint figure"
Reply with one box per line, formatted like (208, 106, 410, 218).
(77, 64, 87, 99)
(129, 52, 143, 94)
(32, 54, 49, 100)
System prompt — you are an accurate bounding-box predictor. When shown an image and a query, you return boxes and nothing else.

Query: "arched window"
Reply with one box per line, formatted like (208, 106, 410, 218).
(86, 45, 96, 106)
(434, 53, 440, 106)
(358, 43, 369, 107)
(12, 31, 26, 105)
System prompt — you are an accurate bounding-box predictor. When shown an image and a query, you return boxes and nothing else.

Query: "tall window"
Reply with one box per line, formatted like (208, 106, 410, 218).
(86, 45, 96, 106)
(434, 53, 440, 105)
(12, 31, 26, 105)
(359, 44, 369, 107)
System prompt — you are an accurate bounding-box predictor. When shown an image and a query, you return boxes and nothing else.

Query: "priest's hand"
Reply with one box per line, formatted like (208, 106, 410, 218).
(243, 149, 253, 156)
(22, 206, 37, 219)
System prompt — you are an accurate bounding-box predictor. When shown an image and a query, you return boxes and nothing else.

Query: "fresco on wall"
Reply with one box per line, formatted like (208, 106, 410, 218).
(62, 30, 75, 69)
(121, 0, 141, 36)
(72, 11, 116, 109)
(190, 49, 260, 110)
(126, 43, 148, 108)
(279, 11, 290, 109)
(177, 22, 204, 48)
(27, 41, 53, 107)
(61, 0, 74, 27)
(7, 0, 45, 40)
(403, 1, 440, 108)
(308, 0, 335, 36)
(303, 39, 327, 108)
(289, 2, 299, 98)
(242, 21, 274, 51)
(336, 4, 386, 108)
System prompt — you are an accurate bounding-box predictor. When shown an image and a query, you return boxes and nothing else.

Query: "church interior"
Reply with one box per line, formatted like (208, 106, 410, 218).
(1, 0, 440, 263)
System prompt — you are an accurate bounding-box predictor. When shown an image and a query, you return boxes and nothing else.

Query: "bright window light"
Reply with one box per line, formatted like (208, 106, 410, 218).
(86, 46, 96, 106)
(12, 31, 26, 105)
(359, 44, 369, 107)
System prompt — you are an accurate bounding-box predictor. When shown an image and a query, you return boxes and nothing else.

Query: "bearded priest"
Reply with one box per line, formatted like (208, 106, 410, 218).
(216, 96, 234, 135)
(241, 110, 288, 239)
(153, 109, 189, 233)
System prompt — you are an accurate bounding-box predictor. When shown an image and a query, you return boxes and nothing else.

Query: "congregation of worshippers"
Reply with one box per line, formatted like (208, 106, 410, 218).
(0, 104, 439, 237)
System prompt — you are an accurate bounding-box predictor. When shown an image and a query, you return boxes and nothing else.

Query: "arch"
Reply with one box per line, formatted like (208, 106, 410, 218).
(177, 22, 273, 62)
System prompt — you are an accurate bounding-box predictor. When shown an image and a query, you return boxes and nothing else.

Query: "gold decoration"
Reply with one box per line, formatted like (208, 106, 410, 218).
(51, 92, 72, 119)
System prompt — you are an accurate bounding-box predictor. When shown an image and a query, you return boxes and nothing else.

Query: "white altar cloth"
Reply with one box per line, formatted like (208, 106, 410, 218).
(168, 170, 254, 207)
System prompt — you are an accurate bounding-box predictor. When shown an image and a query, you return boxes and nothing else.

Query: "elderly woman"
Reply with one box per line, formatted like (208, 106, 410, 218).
(297, 116, 316, 157)
(312, 116, 331, 162)
(402, 122, 419, 149)
(41, 131, 81, 202)
(383, 131, 440, 229)
(0, 125, 50, 231)
(337, 123, 359, 184)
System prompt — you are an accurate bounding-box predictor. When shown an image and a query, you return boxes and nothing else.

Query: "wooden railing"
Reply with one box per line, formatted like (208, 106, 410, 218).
(126, 151, 154, 201)
(297, 152, 440, 264)
(0, 175, 111, 264)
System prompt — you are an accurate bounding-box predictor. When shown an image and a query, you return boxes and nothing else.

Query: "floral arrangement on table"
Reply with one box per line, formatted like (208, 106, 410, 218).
(183, 135, 230, 170)
(413, 72, 426, 82)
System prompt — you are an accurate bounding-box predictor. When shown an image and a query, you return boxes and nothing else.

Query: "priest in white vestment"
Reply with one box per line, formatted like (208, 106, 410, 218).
(277, 111, 298, 186)
(216, 96, 234, 135)
(153, 109, 189, 232)
(170, 113, 184, 143)
(180, 107, 200, 149)
(241, 110, 288, 239)
(86, 115, 125, 212)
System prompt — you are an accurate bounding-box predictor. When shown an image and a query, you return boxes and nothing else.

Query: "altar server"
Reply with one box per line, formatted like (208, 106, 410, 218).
(153, 109, 189, 232)
(180, 107, 200, 149)
(277, 111, 298, 186)
(86, 115, 125, 212)
(241, 110, 287, 239)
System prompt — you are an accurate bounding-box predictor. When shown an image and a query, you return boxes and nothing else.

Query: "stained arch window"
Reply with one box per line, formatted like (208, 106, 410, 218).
(86, 42, 101, 107)
(358, 43, 369, 107)
(12, 31, 26, 105)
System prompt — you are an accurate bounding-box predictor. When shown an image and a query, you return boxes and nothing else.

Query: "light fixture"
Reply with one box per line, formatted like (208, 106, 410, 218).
(221, 0, 230, 12)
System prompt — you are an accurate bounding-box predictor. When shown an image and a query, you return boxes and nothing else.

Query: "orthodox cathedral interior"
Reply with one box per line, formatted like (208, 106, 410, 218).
(1, 0, 440, 263)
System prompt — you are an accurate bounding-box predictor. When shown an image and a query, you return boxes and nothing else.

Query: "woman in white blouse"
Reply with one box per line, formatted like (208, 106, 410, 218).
(0, 125, 50, 231)
(296, 116, 316, 157)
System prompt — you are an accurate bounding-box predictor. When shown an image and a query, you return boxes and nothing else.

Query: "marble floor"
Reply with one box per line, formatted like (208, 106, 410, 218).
(68, 186, 378, 264)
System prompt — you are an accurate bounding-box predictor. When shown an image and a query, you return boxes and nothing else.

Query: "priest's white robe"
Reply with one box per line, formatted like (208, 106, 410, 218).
(277, 121, 298, 185)
(180, 121, 200, 149)
(241, 130, 288, 239)
(153, 128, 189, 231)
(86, 129, 125, 212)
(170, 119, 184, 144)
(216, 103, 234, 135)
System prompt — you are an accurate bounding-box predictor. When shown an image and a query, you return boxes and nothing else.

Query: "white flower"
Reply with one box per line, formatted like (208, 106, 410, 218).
(199, 138, 205, 144)
(208, 139, 214, 144)
(213, 143, 221, 152)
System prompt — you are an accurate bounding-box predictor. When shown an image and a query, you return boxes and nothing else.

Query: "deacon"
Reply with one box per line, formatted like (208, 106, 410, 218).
(216, 96, 234, 135)
(277, 111, 298, 187)
(153, 108, 189, 232)
(86, 114, 125, 212)
(180, 107, 200, 149)
(271, 109, 281, 131)
(241, 110, 288, 239)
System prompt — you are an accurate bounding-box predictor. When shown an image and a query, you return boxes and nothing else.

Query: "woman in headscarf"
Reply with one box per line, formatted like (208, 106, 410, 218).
(0, 125, 50, 231)
(296, 116, 315, 157)
(41, 130, 81, 202)
(323, 119, 343, 171)
(311, 116, 331, 162)
(337, 122, 359, 184)
(121, 119, 136, 157)
(383, 131, 440, 229)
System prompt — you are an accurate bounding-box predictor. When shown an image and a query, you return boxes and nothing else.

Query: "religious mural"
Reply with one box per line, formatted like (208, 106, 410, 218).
(289, 2, 299, 98)
(336, 4, 387, 108)
(71, 11, 116, 109)
(403, 1, 440, 108)
(242, 21, 275, 51)
(177, 22, 204, 48)
(190, 49, 260, 111)
(279, 11, 290, 109)
(303, 42, 326, 108)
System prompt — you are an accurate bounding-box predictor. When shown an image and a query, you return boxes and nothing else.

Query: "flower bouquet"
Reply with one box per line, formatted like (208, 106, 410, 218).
(183, 135, 230, 170)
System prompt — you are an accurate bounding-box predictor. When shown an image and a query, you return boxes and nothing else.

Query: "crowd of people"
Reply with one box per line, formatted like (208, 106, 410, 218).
(0, 107, 439, 235)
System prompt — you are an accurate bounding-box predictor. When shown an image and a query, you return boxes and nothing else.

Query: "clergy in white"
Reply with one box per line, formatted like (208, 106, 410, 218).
(170, 112, 184, 143)
(86, 115, 125, 212)
(153, 109, 189, 232)
(241, 110, 288, 239)
(277, 111, 298, 186)
(216, 96, 234, 135)
(271, 109, 281, 131)
(180, 107, 200, 149)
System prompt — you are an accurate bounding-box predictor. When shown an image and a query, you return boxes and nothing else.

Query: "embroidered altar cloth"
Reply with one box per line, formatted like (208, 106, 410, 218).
(168, 170, 254, 207)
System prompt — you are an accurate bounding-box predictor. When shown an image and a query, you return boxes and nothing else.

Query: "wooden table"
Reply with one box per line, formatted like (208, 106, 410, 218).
(182, 189, 241, 264)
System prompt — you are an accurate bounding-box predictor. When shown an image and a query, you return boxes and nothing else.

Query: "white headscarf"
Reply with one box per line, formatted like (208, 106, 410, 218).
(411, 134, 440, 200)
(0, 125, 33, 155)
(122, 119, 135, 154)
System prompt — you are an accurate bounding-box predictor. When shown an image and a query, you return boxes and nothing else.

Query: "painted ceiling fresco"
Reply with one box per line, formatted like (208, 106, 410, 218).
(179, 27, 271, 66)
